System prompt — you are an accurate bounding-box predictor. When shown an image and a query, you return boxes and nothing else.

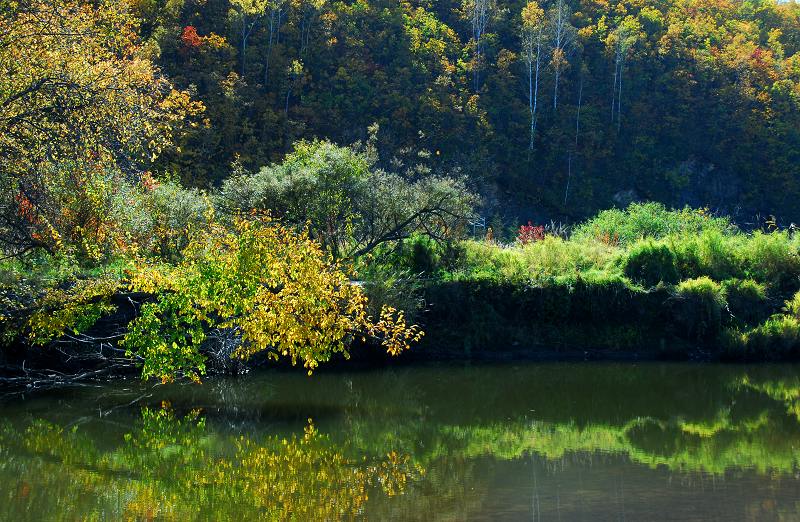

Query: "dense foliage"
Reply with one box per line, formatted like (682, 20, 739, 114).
(2, 0, 800, 384)
(124, 217, 423, 382)
(0, 0, 454, 382)
(0, 0, 203, 259)
(217, 134, 478, 259)
(384, 203, 800, 357)
(127, 0, 800, 221)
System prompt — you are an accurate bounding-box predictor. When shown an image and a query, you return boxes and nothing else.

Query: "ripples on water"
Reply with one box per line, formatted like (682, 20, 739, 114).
(2, 362, 800, 521)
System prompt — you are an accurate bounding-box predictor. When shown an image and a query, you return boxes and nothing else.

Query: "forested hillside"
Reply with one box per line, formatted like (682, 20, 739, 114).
(136, 0, 800, 221)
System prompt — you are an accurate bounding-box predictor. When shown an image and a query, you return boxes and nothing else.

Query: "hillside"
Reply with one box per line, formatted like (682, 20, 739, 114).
(138, 0, 800, 222)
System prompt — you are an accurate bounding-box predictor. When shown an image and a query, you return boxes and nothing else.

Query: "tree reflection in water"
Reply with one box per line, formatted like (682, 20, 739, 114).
(0, 406, 422, 520)
(2, 364, 800, 520)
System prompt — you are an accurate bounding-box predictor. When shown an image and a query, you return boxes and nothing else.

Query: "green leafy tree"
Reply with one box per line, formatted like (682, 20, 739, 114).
(218, 139, 478, 259)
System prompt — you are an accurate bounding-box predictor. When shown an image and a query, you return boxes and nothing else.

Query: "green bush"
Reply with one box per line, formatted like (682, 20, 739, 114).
(216, 140, 477, 259)
(368, 206, 800, 358)
(722, 278, 768, 326)
(725, 290, 800, 358)
(391, 235, 442, 275)
(356, 263, 425, 323)
(622, 240, 679, 287)
(729, 316, 800, 359)
(454, 241, 527, 282)
(118, 180, 213, 262)
(683, 230, 743, 281)
(553, 268, 630, 288)
(676, 276, 726, 303)
(785, 290, 800, 319)
(740, 231, 800, 291)
(674, 277, 728, 340)
(572, 202, 733, 246)
(519, 236, 617, 282)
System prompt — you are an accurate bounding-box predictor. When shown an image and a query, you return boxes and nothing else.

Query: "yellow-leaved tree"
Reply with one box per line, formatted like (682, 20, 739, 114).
(123, 216, 423, 382)
(0, 0, 203, 259)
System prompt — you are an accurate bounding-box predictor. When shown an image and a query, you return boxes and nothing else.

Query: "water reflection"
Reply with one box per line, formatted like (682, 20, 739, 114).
(0, 406, 421, 520)
(1, 363, 800, 520)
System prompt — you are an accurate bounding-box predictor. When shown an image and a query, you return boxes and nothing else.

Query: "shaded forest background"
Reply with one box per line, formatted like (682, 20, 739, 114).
(138, 0, 800, 223)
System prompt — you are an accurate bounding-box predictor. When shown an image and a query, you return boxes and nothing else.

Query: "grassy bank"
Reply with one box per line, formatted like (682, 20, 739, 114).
(376, 203, 800, 360)
(4, 202, 800, 382)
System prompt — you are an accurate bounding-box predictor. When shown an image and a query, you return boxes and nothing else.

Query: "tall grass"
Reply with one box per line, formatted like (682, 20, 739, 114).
(571, 202, 735, 245)
(434, 204, 799, 294)
(394, 202, 800, 357)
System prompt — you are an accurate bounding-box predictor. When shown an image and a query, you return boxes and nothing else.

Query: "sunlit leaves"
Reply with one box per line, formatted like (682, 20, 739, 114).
(123, 216, 422, 382)
(0, 405, 422, 520)
(0, 0, 203, 260)
(24, 276, 121, 346)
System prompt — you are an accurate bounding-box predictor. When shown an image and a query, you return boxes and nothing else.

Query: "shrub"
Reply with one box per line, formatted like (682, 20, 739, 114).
(217, 141, 477, 259)
(674, 277, 728, 340)
(785, 290, 800, 319)
(391, 235, 442, 275)
(356, 264, 425, 324)
(572, 202, 733, 246)
(729, 316, 800, 359)
(722, 278, 768, 325)
(725, 290, 800, 358)
(694, 231, 742, 281)
(517, 222, 545, 245)
(622, 240, 679, 287)
(118, 179, 214, 262)
(741, 231, 800, 291)
(456, 241, 527, 282)
(676, 276, 726, 303)
(671, 231, 747, 281)
(520, 236, 617, 282)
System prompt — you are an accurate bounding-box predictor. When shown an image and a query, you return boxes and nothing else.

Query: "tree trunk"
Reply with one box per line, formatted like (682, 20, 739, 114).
(553, 68, 560, 110)
(564, 153, 572, 206)
(575, 72, 583, 147)
(528, 59, 534, 149)
(241, 17, 249, 77)
(264, 13, 276, 86)
(617, 61, 624, 132)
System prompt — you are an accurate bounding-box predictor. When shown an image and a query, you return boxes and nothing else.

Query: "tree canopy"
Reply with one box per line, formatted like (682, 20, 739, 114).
(0, 0, 203, 259)
(124, 217, 423, 382)
(127, 0, 800, 221)
(218, 138, 478, 259)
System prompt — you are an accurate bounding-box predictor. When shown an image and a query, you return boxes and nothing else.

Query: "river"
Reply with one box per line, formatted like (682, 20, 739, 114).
(2, 362, 800, 520)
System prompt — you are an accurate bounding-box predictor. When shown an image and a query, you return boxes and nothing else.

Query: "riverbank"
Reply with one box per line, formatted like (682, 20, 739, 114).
(371, 203, 800, 362)
(3, 203, 800, 388)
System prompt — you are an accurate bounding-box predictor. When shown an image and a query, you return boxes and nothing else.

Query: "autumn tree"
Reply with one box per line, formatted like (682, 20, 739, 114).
(0, 0, 202, 260)
(521, 1, 547, 149)
(124, 217, 423, 382)
(548, 0, 577, 111)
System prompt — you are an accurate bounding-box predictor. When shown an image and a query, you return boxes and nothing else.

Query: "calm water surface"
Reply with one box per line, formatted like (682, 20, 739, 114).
(2, 362, 800, 521)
